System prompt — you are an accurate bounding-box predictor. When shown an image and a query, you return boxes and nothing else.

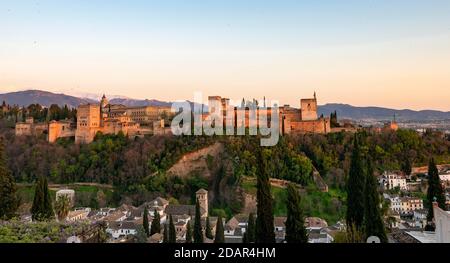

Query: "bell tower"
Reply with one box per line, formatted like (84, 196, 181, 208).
(195, 189, 208, 218)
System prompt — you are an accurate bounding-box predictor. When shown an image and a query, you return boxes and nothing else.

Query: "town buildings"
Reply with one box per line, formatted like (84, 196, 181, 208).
(381, 172, 408, 191)
(385, 194, 424, 214)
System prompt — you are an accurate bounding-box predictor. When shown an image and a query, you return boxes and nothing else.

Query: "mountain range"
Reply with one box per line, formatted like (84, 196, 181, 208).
(1, 90, 449, 121)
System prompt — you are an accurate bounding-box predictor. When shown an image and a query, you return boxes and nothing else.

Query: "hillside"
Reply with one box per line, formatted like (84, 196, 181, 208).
(318, 103, 450, 121)
(0, 90, 96, 108)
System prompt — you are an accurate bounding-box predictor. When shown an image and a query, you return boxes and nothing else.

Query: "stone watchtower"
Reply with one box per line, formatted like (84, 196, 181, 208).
(100, 94, 109, 127)
(196, 189, 208, 218)
(300, 92, 319, 121)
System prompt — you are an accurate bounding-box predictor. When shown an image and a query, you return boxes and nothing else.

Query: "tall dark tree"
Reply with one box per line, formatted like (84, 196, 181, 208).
(193, 199, 204, 243)
(330, 111, 340, 128)
(169, 215, 176, 243)
(285, 184, 308, 243)
(143, 207, 150, 237)
(214, 216, 225, 243)
(205, 216, 213, 239)
(246, 213, 256, 243)
(426, 158, 446, 222)
(150, 209, 161, 235)
(31, 176, 54, 221)
(255, 149, 275, 243)
(185, 220, 193, 243)
(363, 159, 387, 243)
(401, 156, 412, 176)
(346, 134, 365, 231)
(0, 138, 19, 219)
(163, 224, 169, 243)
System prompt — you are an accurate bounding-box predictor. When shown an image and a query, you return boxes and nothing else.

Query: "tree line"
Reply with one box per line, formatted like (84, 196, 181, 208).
(1, 102, 77, 123)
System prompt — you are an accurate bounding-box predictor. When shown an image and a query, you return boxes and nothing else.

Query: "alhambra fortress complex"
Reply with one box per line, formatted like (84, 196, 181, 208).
(15, 93, 338, 143)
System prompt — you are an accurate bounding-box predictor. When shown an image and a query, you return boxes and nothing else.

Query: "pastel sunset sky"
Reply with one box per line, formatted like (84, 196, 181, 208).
(1, 1, 450, 110)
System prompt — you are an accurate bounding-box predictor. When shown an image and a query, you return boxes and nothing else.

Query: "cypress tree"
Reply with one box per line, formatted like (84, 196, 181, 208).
(169, 215, 176, 243)
(193, 199, 204, 243)
(31, 176, 54, 221)
(163, 223, 169, 243)
(346, 134, 365, 232)
(0, 138, 19, 220)
(243, 232, 248, 243)
(255, 149, 275, 243)
(205, 216, 213, 239)
(150, 209, 161, 235)
(426, 158, 446, 222)
(363, 159, 387, 243)
(143, 207, 150, 237)
(246, 213, 256, 243)
(401, 156, 412, 176)
(285, 183, 308, 243)
(214, 216, 225, 243)
(185, 220, 193, 243)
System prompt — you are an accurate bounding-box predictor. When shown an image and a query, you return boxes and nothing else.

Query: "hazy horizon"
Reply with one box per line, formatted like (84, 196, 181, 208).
(2, 88, 450, 112)
(1, 1, 450, 111)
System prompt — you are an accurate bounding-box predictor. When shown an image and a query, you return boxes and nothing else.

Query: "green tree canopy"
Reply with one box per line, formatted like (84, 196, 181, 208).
(285, 183, 308, 243)
(0, 138, 19, 220)
(31, 176, 54, 221)
(150, 209, 161, 235)
(193, 199, 204, 243)
(255, 149, 275, 243)
(346, 134, 366, 231)
(214, 216, 224, 243)
(363, 159, 387, 243)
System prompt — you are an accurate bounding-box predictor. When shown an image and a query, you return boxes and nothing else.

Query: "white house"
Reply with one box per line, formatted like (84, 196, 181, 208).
(384, 172, 408, 191)
(413, 210, 428, 228)
(389, 196, 402, 212)
(106, 221, 138, 239)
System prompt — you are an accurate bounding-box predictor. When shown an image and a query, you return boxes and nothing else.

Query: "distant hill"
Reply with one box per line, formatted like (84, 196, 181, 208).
(318, 103, 450, 121)
(0, 90, 97, 108)
(0, 90, 204, 111)
(109, 98, 171, 107)
(2, 90, 449, 121)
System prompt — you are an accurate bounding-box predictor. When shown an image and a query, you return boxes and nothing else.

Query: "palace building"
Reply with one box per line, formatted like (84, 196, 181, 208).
(15, 93, 330, 143)
(74, 95, 173, 144)
(205, 92, 331, 135)
(15, 95, 173, 144)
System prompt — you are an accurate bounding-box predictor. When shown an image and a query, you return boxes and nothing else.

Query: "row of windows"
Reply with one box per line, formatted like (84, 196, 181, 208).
(79, 122, 98, 127)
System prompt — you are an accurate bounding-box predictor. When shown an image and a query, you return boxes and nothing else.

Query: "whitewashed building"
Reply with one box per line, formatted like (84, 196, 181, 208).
(384, 172, 408, 191)
(433, 202, 450, 243)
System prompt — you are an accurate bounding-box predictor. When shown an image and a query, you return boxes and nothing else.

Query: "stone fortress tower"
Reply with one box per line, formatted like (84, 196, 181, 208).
(100, 94, 109, 127)
(300, 92, 318, 121)
(75, 104, 101, 144)
(196, 188, 208, 218)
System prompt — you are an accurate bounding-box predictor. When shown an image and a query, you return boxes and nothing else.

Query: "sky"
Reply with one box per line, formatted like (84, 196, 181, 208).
(1, 0, 450, 111)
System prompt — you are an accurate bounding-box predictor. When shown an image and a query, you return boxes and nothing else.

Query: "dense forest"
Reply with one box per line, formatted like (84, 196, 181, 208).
(1, 108, 449, 219)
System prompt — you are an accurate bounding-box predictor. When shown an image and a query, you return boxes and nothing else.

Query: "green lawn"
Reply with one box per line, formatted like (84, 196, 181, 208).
(17, 184, 114, 208)
(241, 176, 346, 225)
